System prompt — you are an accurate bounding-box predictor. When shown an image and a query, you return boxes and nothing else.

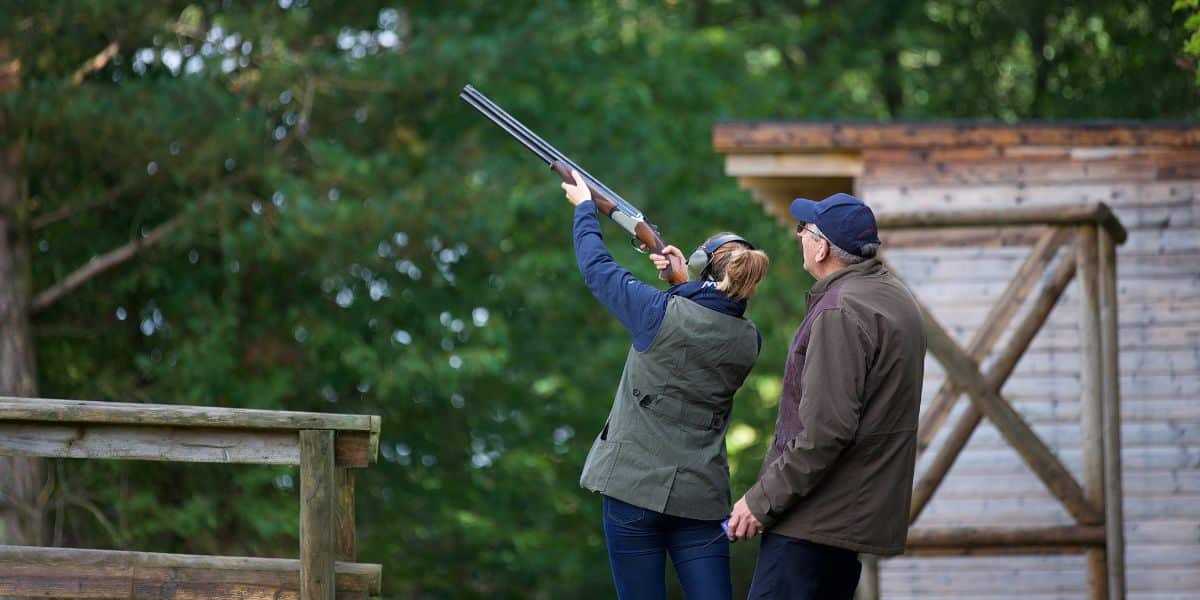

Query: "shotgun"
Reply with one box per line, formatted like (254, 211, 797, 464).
(459, 85, 686, 284)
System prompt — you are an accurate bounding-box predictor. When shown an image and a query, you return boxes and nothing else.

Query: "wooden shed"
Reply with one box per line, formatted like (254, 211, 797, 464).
(713, 122, 1200, 600)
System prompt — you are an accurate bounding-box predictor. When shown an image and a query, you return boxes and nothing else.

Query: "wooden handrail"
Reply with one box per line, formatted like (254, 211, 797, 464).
(0, 544, 381, 599)
(0, 397, 381, 467)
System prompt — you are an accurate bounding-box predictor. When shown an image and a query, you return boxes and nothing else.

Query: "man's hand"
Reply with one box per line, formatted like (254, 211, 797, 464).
(727, 495, 763, 542)
(649, 245, 687, 281)
(561, 169, 591, 206)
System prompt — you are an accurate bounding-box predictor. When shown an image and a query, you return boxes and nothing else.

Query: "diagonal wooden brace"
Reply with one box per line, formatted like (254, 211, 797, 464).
(918, 289, 1104, 525)
(916, 227, 1074, 455)
(907, 238, 1082, 523)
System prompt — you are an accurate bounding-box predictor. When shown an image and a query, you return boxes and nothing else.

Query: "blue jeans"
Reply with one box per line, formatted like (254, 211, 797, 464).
(747, 532, 862, 600)
(602, 495, 732, 600)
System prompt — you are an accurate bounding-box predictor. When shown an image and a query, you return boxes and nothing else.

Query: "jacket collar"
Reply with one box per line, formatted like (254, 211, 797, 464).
(807, 258, 886, 301)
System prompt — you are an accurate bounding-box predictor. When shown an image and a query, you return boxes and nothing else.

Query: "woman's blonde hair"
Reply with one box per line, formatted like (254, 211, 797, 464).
(705, 234, 769, 301)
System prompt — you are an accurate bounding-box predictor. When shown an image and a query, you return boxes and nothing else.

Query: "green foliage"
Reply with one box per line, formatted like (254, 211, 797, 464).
(4, 1, 1196, 597)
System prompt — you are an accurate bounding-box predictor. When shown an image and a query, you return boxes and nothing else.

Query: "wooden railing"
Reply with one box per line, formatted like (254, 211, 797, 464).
(0, 397, 383, 600)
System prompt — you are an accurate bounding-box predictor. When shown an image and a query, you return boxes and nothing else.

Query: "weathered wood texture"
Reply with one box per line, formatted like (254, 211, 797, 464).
(0, 545, 381, 599)
(0, 399, 381, 599)
(0, 397, 380, 466)
(1097, 228, 1127, 599)
(301, 430, 336, 600)
(713, 122, 1200, 151)
(861, 145, 1192, 599)
(713, 124, 1197, 599)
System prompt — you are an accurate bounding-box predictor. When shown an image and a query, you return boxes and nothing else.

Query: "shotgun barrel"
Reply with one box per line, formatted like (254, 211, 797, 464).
(460, 84, 686, 284)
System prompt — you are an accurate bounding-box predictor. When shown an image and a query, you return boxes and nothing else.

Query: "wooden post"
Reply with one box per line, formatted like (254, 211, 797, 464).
(855, 555, 880, 600)
(1098, 228, 1127, 600)
(1076, 226, 1108, 600)
(335, 467, 356, 561)
(300, 430, 335, 600)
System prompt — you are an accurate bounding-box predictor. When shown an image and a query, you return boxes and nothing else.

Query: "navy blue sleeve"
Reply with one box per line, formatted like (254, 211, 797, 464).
(573, 201, 669, 352)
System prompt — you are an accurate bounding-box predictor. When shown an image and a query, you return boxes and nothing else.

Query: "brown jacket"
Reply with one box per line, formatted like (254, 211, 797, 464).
(745, 259, 926, 556)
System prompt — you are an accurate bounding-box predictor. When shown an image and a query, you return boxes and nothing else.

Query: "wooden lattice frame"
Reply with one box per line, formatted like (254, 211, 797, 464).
(862, 203, 1128, 600)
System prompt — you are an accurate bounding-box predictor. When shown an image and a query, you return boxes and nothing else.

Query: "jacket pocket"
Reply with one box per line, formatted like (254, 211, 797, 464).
(639, 395, 722, 431)
(580, 439, 622, 493)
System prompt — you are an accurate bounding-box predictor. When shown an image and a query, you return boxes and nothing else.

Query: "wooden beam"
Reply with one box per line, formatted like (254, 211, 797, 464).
(0, 422, 372, 468)
(1076, 226, 1109, 600)
(880, 226, 1047, 249)
(907, 526, 1106, 550)
(1098, 227, 1128, 600)
(713, 121, 1200, 152)
(905, 247, 1077, 523)
(0, 398, 380, 464)
(913, 261, 1103, 525)
(0, 544, 381, 599)
(335, 468, 356, 561)
(915, 227, 1072, 456)
(0, 397, 374, 433)
(300, 430, 336, 600)
(855, 555, 880, 600)
(875, 203, 1127, 245)
(724, 152, 863, 177)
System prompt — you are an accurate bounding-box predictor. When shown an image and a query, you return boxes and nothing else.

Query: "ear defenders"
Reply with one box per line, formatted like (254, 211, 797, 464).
(687, 234, 754, 282)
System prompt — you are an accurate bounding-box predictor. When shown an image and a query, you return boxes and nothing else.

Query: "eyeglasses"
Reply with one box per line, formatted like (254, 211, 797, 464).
(795, 224, 825, 240)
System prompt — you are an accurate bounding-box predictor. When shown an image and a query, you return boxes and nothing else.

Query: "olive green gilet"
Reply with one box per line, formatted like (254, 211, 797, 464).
(579, 295, 759, 520)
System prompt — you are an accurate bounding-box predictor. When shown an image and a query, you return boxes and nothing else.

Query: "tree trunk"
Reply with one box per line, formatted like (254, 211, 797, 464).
(0, 38, 44, 550)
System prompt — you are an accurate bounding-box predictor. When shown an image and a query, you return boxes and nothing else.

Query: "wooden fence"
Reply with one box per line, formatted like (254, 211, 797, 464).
(0, 396, 382, 600)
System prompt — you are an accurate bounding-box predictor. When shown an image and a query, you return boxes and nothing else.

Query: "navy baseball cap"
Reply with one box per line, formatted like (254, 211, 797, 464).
(790, 193, 881, 257)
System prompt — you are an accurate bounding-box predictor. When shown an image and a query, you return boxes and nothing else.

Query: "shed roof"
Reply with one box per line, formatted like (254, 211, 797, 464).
(713, 121, 1200, 152)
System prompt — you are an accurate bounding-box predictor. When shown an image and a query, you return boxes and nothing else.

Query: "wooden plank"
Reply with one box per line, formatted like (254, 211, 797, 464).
(712, 121, 1200, 152)
(876, 203, 1127, 244)
(1098, 228, 1128, 600)
(725, 152, 864, 177)
(0, 544, 381, 599)
(300, 430, 335, 600)
(881, 227, 1047, 249)
(0, 422, 371, 468)
(914, 494, 1200, 525)
(863, 153, 1165, 186)
(859, 148, 1200, 186)
(859, 180, 1193, 214)
(922, 468, 1200, 499)
(907, 526, 1105, 550)
(0, 397, 374, 432)
(335, 468, 356, 561)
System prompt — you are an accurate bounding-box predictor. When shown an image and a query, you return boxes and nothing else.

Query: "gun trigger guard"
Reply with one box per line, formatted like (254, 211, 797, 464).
(630, 237, 650, 254)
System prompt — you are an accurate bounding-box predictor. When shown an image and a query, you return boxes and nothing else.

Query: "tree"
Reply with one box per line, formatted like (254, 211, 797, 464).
(1, 2, 1195, 597)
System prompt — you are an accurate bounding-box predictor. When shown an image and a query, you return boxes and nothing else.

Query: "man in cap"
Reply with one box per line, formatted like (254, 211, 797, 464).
(726, 193, 927, 599)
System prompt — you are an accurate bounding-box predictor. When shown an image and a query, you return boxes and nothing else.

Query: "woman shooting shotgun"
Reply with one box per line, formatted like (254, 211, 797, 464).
(562, 170, 769, 600)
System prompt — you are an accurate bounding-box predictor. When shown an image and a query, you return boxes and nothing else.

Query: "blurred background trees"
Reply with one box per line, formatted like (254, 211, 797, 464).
(0, 1, 1195, 597)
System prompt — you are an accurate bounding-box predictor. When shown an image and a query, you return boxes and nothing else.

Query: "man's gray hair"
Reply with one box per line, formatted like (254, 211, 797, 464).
(810, 224, 879, 265)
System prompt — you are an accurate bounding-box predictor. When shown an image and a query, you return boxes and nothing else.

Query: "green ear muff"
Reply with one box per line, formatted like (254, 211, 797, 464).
(687, 247, 709, 281)
(689, 234, 755, 281)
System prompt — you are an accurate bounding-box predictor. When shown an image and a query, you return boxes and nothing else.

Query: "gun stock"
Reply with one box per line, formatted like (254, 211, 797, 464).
(548, 160, 685, 284)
